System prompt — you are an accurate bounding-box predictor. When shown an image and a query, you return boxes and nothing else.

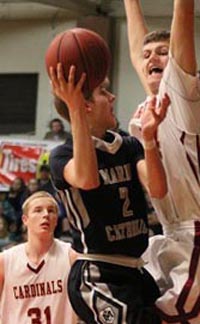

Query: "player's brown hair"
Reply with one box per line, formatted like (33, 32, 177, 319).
(143, 30, 170, 46)
(54, 89, 93, 123)
(54, 97, 71, 122)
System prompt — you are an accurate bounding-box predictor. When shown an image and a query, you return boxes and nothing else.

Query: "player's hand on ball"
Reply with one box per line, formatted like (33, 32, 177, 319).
(50, 63, 86, 112)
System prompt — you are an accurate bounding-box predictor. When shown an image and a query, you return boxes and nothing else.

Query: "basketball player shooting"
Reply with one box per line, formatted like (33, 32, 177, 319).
(46, 27, 170, 323)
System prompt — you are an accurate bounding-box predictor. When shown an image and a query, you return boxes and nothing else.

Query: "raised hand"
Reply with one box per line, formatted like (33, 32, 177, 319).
(49, 63, 86, 112)
(141, 94, 170, 141)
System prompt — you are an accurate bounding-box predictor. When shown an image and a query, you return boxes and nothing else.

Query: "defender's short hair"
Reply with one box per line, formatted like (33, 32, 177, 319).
(143, 30, 170, 46)
(22, 191, 58, 215)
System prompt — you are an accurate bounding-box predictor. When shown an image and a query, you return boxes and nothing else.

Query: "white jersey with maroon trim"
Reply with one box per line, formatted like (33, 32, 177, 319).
(0, 239, 76, 324)
(130, 54, 200, 226)
(129, 54, 200, 323)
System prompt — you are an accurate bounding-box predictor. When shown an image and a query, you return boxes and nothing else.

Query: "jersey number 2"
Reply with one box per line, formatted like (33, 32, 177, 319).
(28, 306, 51, 323)
(119, 187, 134, 217)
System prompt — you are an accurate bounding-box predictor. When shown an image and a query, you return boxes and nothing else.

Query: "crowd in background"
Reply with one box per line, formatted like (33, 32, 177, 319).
(0, 118, 73, 251)
(0, 165, 72, 251)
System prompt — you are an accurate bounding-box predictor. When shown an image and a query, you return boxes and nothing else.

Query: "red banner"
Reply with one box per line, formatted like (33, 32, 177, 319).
(0, 139, 57, 191)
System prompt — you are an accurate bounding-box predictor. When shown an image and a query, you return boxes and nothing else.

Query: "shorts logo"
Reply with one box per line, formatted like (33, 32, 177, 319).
(99, 306, 115, 324)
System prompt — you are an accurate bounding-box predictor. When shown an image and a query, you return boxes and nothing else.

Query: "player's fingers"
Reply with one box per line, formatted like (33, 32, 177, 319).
(68, 65, 76, 83)
(145, 96, 157, 114)
(57, 62, 66, 85)
(146, 96, 166, 123)
(162, 93, 170, 108)
(49, 66, 57, 84)
(49, 66, 59, 93)
(133, 106, 144, 118)
(158, 93, 170, 119)
(148, 96, 157, 107)
(76, 72, 86, 90)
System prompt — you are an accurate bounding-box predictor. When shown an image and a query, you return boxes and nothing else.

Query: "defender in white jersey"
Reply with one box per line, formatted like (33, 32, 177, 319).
(124, 0, 200, 323)
(0, 191, 77, 324)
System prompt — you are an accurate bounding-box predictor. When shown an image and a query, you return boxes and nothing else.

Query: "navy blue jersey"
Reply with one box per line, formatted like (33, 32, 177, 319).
(49, 131, 149, 257)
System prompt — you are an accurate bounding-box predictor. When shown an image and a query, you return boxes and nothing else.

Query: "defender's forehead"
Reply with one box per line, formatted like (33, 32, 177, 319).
(142, 40, 169, 52)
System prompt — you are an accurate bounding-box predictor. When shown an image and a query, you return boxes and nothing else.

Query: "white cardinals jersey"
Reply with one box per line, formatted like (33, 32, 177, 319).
(0, 239, 76, 324)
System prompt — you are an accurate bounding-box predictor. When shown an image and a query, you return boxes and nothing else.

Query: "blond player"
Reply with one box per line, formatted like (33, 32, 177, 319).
(0, 191, 77, 324)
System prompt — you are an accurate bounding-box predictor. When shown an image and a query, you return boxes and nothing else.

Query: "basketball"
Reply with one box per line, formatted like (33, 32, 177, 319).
(45, 27, 111, 97)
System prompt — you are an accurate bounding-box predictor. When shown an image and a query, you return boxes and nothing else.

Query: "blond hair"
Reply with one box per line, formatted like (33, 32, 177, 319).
(22, 191, 58, 215)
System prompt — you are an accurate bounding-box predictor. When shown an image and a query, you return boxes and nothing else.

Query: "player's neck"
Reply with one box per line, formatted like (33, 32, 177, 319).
(149, 83, 159, 96)
(25, 236, 54, 265)
(90, 125, 106, 139)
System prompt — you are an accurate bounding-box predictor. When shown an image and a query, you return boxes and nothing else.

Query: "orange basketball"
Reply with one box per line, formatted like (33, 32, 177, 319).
(45, 27, 111, 97)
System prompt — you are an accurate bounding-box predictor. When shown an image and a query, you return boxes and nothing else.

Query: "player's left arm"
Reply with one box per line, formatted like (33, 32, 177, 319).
(123, 0, 152, 95)
(137, 95, 170, 198)
(170, 0, 196, 75)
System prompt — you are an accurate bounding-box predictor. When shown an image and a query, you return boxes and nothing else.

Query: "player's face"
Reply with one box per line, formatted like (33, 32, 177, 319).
(89, 78, 117, 137)
(23, 197, 58, 236)
(141, 41, 169, 94)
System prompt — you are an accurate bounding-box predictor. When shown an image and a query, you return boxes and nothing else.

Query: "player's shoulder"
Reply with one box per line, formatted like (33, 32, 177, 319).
(122, 133, 143, 147)
(121, 135, 144, 164)
(2, 243, 24, 255)
(50, 138, 73, 160)
(50, 143, 67, 156)
(54, 238, 71, 251)
(54, 239, 72, 265)
(1, 243, 25, 268)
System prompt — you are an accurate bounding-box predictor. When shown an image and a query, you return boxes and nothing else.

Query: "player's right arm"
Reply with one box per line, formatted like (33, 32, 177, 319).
(0, 253, 4, 298)
(170, 0, 196, 75)
(136, 95, 169, 198)
(123, 0, 151, 94)
(50, 64, 100, 190)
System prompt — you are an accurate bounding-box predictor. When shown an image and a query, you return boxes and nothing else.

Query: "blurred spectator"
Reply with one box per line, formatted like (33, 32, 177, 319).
(44, 118, 70, 142)
(0, 192, 16, 226)
(20, 223, 28, 243)
(22, 178, 40, 201)
(38, 164, 56, 196)
(0, 206, 15, 251)
(8, 177, 27, 242)
(27, 178, 39, 194)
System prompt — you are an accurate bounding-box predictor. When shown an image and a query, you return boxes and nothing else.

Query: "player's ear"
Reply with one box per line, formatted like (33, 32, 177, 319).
(22, 214, 28, 226)
(85, 100, 93, 113)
